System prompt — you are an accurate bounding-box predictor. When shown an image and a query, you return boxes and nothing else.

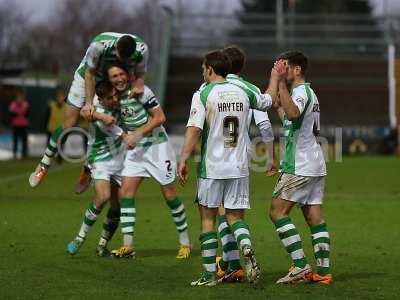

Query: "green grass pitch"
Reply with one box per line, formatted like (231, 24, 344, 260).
(0, 156, 399, 299)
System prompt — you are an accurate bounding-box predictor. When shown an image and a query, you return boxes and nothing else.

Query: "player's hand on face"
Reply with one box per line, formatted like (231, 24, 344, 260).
(177, 161, 188, 186)
(273, 60, 287, 80)
(81, 103, 95, 121)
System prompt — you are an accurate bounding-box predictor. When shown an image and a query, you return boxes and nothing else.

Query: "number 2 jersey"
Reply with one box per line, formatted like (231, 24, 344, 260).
(280, 83, 326, 177)
(187, 80, 271, 179)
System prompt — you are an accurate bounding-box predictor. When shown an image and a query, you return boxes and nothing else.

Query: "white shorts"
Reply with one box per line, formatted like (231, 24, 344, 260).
(121, 142, 176, 186)
(197, 177, 250, 209)
(90, 153, 124, 186)
(272, 173, 325, 205)
(67, 73, 85, 109)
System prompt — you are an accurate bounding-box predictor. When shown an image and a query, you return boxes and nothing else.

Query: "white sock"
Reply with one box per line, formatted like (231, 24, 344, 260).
(179, 230, 190, 246)
(123, 234, 134, 247)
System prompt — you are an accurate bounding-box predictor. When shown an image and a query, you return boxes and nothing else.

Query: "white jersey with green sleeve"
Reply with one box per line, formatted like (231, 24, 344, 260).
(280, 83, 326, 176)
(76, 32, 148, 82)
(87, 103, 123, 164)
(187, 80, 270, 179)
(199, 74, 274, 144)
(119, 85, 168, 148)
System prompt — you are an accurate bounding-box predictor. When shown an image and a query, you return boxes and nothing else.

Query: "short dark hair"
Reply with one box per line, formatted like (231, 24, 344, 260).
(203, 50, 231, 78)
(95, 80, 114, 99)
(277, 51, 308, 75)
(223, 45, 245, 75)
(103, 61, 129, 79)
(116, 35, 136, 60)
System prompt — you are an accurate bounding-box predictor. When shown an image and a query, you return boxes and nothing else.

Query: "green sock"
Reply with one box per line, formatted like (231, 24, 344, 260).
(99, 207, 120, 246)
(166, 197, 190, 245)
(120, 197, 135, 247)
(217, 215, 241, 271)
(77, 202, 101, 240)
(200, 231, 218, 275)
(231, 220, 252, 252)
(311, 223, 330, 275)
(274, 217, 308, 269)
(41, 126, 63, 167)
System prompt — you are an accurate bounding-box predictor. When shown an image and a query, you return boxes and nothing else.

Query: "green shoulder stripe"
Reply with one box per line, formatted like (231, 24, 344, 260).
(280, 85, 313, 174)
(240, 79, 261, 95)
(292, 85, 312, 130)
(199, 82, 217, 107)
(93, 33, 118, 42)
(229, 82, 258, 108)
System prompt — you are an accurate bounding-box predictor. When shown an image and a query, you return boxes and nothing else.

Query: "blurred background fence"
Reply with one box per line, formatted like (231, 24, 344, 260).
(164, 11, 400, 154)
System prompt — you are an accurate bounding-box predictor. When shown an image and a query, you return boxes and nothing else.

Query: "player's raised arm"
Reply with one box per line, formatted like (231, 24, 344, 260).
(267, 60, 286, 103)
(131, 41, 149, 96)
(278, 80, 301, 120)
(82, 42, 104, 120)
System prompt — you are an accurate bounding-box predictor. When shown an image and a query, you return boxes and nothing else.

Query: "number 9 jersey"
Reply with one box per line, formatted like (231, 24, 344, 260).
(187, 80, 271, 179)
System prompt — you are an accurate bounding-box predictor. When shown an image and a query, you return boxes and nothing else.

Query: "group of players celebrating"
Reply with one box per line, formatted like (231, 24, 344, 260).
(28, 31, 331, 287)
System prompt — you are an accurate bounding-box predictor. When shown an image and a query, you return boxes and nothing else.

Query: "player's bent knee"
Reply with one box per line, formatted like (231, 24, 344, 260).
(269, 205, 285, 222)
(119, 190, 134, 199)
(225, 209, 244, 225)
(161, 184, 176, 200)
(306, 217, 325, 227)
(95, 191, 111, 206)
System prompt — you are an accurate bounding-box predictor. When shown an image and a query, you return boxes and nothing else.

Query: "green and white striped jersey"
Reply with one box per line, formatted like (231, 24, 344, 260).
(280, 83, 326, 176)
(119, 85, 168, 147)
(87, 103, 123, 164)
(187, 80, 270, 179)
(76, 32, 148, 82)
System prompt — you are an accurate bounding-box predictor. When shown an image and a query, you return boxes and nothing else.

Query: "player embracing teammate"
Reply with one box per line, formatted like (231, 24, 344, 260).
(178, 50, 285, 286)
(30, 28, 330, 286)
(179, 49, 331, 287)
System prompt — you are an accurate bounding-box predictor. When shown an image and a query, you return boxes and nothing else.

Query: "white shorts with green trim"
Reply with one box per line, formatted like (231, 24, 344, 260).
(272, 173, 325, 205)
(121, 141, 176, 186)
(197, 177, 250, 209)
(66, 73, 85, 109)
(89, 152, 124, 186)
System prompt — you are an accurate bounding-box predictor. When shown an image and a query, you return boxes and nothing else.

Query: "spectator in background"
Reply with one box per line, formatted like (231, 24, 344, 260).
(47, 90, 66, 163)
(9, 91, 30, 159)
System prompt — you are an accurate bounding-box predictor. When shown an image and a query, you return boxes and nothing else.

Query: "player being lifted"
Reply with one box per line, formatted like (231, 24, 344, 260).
(101, 63, 191, 259)
(269, 51, 331, 285)
(67, 80, 126, 257)
(29, 32, 148, 189)
(178, 50, 284, 286)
